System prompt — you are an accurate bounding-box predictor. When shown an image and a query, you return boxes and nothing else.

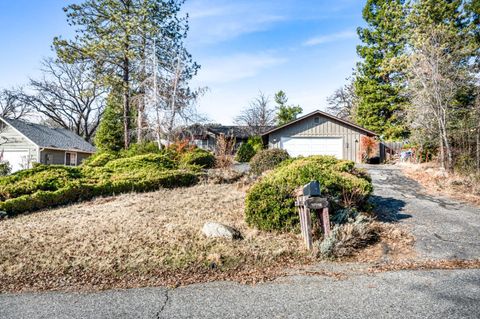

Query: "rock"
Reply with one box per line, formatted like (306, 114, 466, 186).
(202, 222, 242, 240)
(0, 211, 7, 219)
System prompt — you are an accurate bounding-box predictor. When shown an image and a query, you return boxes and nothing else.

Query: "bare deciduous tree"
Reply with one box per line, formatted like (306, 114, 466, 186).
(234, 92, 276, 135)
(143, 49, 207, 147)
(407, 25, 472, 171)
(326, 76, 358, 120)
(0, 88, 30, 119)
(19, 58, 106, 142)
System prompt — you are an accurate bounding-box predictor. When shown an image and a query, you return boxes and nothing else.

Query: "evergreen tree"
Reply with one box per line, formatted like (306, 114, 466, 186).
(274, 90, 303, 125)
(95, 92, 124, 152)
(354, 0, 409, 140)
(54, 0, 198, 149)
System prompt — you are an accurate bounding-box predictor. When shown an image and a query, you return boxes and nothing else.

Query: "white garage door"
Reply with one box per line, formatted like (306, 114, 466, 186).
(280, 137, 343, 158)
(1, 150, 31, 172)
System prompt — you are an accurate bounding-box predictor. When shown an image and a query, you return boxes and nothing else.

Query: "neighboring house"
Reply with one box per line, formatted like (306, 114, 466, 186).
(178, 124, 272, 151)
(262, 110, 378, 163)
(0, 117, 96, 172)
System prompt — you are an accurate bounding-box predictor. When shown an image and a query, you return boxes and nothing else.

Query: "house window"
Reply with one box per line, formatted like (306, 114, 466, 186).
(314, 117, 320, 124)
(65, 152, 77, 166)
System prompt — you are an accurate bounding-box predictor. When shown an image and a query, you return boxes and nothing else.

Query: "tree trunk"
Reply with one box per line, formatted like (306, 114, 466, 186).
(437, 116, 445, 170)
(476, 126, 480, 174)
(137, 27, 147, 144)
(123, 55, 130, 149)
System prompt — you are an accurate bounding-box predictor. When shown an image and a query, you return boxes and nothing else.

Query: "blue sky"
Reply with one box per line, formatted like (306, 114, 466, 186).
(0, 0, 365, 124)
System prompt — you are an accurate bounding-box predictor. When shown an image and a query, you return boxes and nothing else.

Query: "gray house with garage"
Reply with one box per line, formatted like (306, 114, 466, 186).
(0, 117, 96, 172)
(261, 110, 378, 163)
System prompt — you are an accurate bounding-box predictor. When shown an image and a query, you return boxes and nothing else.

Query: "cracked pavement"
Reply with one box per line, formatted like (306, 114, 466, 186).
(367, 165, 480, 260)
(1, 165, 479, 318)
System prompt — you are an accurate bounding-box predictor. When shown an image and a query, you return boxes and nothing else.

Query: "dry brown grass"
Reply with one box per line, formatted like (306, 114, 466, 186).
(400, 162, 480, 206)
(368, 259, 480, 273)
(352, 222, 416, 263)
(0, 184, 311, 293)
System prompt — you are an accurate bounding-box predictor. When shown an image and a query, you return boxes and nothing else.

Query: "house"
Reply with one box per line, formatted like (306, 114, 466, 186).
(0, 117, 96, 172)
(178, 124, 273, 151)
(261, 110, 378, 163)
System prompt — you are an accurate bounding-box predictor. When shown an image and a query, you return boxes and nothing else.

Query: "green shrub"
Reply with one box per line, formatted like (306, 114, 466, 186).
(120, 141, 161, 158)
(0, 161, 11, 176)
(104, 153, 177, 172)
(0, 151, 201, 216)
(235, 142, 255, 162)
(0, 165, 83, 200)
(180, 148, 215, 168)
(0, 170, 198, 216)
(250, 148, 290, 175)
(245, 156, 373, 232)
(248, 136, 263, 152)
(82, 152, 118, 167)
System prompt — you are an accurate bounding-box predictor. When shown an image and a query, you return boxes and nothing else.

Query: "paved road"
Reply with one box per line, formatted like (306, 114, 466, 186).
(367, 165, 480, 260)
(1, 165, 479, 318)
(1, 269, 479, 319)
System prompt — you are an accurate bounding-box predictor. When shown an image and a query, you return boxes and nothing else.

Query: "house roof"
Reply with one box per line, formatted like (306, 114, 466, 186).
(207, 125, 274, 139)
(261, 110, 378, 137)
(0, 117, 96, 153)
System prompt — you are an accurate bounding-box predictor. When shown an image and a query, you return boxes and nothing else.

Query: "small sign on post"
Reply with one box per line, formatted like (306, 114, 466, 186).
(295, 181, 331, 250)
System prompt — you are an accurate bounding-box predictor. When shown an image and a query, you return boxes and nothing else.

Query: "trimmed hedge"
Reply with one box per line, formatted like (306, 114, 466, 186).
(249, 148, 290, 175)
(245, 156, 373, 232)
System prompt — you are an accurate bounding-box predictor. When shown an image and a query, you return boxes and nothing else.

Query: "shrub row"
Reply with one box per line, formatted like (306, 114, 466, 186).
(0, 170, 198, 216)
(245, 156, 373, 232)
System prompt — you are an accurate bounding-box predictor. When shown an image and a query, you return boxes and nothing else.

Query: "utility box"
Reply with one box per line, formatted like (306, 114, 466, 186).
(302, 181, 321, 197)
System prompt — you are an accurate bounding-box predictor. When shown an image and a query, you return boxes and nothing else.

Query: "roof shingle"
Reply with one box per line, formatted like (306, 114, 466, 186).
(1, 118, 96, 153)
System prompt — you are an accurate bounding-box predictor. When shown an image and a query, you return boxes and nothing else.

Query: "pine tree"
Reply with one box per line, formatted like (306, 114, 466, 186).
(95, 92, 124, 152)
(54, 0, 197, 149)
(274, 90, 302, 125)
(354, 0, 409, 140)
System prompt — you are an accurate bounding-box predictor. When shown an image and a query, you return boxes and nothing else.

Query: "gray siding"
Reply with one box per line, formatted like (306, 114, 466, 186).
(77, 152, 92, 165)
(0, 124, 38, 162)
(267, 114, 367, 162)
(41, 149, 67, 165)
(41, 150, 93, 165)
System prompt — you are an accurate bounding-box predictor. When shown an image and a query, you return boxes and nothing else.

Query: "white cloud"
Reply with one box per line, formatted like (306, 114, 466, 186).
(193, 52, 287, 85)
(184, 0, 286, 45)
(303, 30, 356, 46)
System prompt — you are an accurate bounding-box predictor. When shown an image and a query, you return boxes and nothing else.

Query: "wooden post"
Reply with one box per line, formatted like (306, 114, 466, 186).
(322, 207, 331, 237)
(296, 195, 330, 250)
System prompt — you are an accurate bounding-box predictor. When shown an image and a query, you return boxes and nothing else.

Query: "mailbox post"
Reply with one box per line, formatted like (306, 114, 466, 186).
(295, 181, 331, 250)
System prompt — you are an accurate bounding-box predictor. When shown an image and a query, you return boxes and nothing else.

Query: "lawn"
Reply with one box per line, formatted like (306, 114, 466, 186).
(0, 183, 310, 293)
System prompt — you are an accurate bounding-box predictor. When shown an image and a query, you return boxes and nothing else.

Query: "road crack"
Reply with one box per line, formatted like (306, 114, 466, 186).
(156, 288, 170, 319)
(433, 233, 480, 246)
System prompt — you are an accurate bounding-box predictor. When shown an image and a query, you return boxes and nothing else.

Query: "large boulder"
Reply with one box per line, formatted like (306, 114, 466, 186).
(202, 222, 242, 240)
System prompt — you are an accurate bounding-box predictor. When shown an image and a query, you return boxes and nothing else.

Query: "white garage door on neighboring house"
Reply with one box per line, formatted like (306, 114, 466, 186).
(1, 150, 31, 172)
(280, 137, 343, 159)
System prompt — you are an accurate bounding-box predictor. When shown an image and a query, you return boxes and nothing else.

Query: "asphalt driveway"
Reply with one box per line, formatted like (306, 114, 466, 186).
(1, 165, 479, 319)
(367, 165, 480, 260)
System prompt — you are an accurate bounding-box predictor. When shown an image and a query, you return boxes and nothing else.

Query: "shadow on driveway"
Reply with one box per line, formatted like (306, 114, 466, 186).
(369, 195, 411, 222)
